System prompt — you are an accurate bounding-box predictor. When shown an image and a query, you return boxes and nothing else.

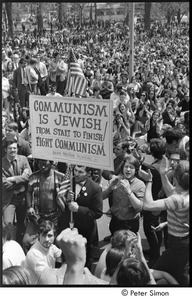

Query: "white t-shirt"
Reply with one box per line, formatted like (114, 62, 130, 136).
(23, 240, 62, 284)
(3, 240, 26, 270)
(37, 264, 108, 285)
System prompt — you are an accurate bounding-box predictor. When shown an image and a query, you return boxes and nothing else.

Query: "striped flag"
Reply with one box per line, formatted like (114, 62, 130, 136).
(56, 178, 71, 212)
(65, 48, 87, 97)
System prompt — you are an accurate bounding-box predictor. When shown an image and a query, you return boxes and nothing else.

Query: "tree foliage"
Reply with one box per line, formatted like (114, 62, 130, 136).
(155, 2, 189, 24)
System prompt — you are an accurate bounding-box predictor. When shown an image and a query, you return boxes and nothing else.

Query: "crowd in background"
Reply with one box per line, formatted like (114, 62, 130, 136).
(2, 18, 189, 286)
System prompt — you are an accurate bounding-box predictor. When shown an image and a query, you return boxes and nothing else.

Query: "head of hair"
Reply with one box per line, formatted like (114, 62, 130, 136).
(163, 128, 184, 144)
(6, 121, 18, 132)
(105, 247, 125, 277)
(116, 257, 151, 286)
(185, 140, 189, 151)
(53, 51, 59, 58)
(167, 147, 187, 160)
(118, 102, 126, 113)
(120, 155, 140, 176)
(149, 138, 166, 159)
(38, 220, 56, 236)
(19, 58, 26, 65)
(151, 110, 161, 118)
(115, 83, 122, 92)
(2, 266, 31, 285)
(93, 86, 100, 93)
(111, 229, 136, 249)
(174, 160, 189, 190)
(167, 98, 176, 107)
(184, 111, 189, 126)
(4, 138, 18, 150)
(30, 58, 37, 65)
(120, 90, 127, 96)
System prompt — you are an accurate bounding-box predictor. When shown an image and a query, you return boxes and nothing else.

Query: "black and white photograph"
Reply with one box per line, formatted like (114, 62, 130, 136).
(1, 2, 190, 296)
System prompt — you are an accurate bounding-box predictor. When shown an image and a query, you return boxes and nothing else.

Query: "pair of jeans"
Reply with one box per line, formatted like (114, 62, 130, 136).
(153, 233, 189, 286)
(143, 210, 162, 261)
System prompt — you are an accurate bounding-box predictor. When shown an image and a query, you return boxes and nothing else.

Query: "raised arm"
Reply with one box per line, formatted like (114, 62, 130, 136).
(56, 228, 86, 284)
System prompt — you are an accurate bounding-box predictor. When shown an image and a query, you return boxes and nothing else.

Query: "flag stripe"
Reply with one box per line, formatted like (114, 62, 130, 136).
(65, 49, 87, 97)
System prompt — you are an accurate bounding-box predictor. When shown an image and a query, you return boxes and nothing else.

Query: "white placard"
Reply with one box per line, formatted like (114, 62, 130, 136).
(29, 95, 114, 171)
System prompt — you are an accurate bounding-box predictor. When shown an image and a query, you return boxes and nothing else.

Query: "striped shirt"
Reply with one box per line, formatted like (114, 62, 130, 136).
(165, 193, 189, 237)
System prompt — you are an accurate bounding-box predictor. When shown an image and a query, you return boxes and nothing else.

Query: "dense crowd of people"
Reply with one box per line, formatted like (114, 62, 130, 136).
(2, 18, 189, 286)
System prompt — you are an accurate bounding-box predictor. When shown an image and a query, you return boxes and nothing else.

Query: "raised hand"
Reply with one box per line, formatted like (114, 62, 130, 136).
(56, 228, 87, 268)
(138, 166, 153, 182)
(123, 235, 138, 260)
(132, 148, 145, 163)
(159, 155, 171, 175)
(109, 175, 120, 190)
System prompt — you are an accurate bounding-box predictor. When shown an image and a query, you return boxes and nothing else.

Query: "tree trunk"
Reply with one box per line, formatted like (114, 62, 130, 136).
(58, 3, 63, 29)
(177, 8, 181, 25)
(94, 3, 97, 31)
(125, 3, 129, 25)
(80, 7, 82, 27)
(5, 2, 13, 38)
(37, 3, 43, 36)
(144, 2, 151, 30)
(90, 4, 92, 26)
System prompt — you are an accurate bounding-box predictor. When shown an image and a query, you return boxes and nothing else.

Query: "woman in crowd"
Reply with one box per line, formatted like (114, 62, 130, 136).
(113, 112, 132, 144)
(162, 101, 177, 127)
(128, 75, 142, 98)
(102, 156, 145, 236)
(128, 86, 140, 113)
(145, 110, 162, 143)
(17, 107, 29, 133)
(139, 157, 189, 286)
(2, 266, 31, 285)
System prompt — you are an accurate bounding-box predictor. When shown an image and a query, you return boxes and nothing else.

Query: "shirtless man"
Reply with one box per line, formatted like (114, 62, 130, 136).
(23, 159, 69, 252)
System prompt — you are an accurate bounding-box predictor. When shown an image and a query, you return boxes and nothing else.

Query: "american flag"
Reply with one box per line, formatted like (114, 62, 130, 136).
(56, 178, 71, 212)
(65, 48, 87, 97)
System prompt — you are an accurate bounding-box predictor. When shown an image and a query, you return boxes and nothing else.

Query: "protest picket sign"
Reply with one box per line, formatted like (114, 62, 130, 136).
(29, 95, 114, 171)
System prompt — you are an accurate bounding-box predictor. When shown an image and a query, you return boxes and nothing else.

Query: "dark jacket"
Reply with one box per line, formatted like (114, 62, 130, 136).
(2, 154, 32, 210)
(60, 177, 103, 240)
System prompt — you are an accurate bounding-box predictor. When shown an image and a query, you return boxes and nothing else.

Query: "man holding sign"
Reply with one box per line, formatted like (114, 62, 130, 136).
(59, 165, 103, 268)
